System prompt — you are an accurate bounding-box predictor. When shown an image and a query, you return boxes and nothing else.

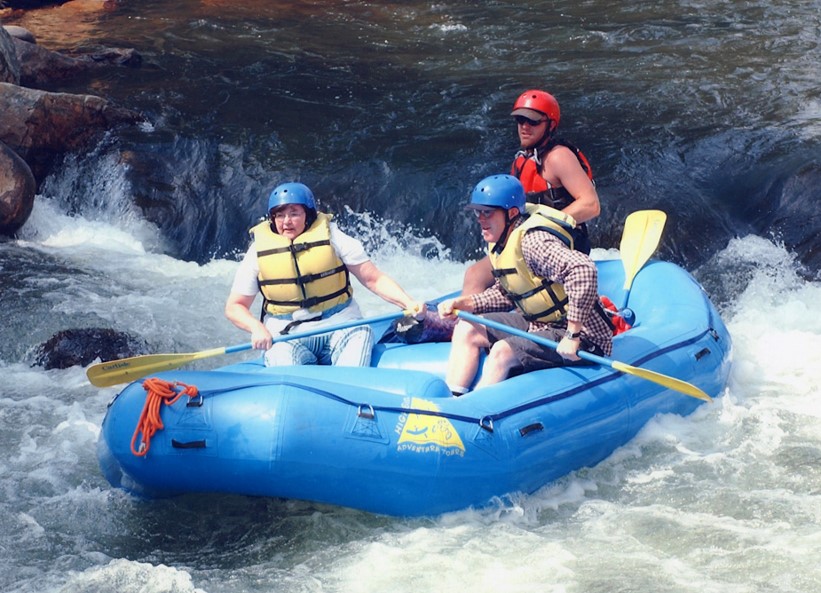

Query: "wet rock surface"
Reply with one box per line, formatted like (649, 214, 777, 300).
(33, 327, 150, 370)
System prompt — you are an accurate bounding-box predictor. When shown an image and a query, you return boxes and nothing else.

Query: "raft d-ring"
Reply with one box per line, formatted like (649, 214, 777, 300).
(186, 393, 204, 407)
(357, 404, 375, 420)
(479, 416, 494, 433)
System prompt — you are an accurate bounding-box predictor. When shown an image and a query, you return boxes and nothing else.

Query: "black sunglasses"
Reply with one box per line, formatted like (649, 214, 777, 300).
(514, 115, 545, 126)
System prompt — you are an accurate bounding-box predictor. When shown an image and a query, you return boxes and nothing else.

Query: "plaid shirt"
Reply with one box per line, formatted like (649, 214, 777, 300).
(471, 228, 613, 355)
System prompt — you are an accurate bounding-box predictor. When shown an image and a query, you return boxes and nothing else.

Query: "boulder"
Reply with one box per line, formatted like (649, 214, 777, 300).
(0, 81, 143, 161)
(0, 140, 36, 235)
(2, 25, 36, 44)
(0, 23, 21, 84)
(13, 36, 141, 88)
(33, 327, 150, 370)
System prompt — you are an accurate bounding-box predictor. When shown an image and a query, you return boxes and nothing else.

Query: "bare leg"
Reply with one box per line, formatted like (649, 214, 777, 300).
(461, 256, 494, 296)
(474, 340, 517, 388)
(445, 319, 490, 393)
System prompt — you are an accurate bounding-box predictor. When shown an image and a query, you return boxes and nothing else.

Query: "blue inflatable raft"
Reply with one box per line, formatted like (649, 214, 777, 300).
(97, 259, 732, 517)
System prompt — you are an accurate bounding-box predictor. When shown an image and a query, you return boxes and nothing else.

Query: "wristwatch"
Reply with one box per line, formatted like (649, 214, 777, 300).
(563, 330, 581, 340)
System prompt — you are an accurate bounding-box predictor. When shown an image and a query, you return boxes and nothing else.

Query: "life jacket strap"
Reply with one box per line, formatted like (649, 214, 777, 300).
(258, 264, 348, 287)
(508, 280, 568, 323)
(264, 284, 351, 309)
(531, 224, 574, 250)
(492, 267, 517, 279)
(257, 238, 331, 258)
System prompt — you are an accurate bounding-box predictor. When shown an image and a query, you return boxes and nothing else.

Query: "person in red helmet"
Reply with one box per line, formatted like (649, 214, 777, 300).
(461, 89, 601, 295)
(391, 90, 603, 346)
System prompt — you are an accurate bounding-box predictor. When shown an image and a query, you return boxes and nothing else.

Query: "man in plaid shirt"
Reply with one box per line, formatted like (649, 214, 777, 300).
(438, 174, 612, 396)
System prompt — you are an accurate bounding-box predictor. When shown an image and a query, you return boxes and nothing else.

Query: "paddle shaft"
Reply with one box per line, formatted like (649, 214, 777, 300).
(456, 310, 598, 365)
(455, 310, 711, 401)
(220, 310, 410, 356)
(87, 310, 407, 387)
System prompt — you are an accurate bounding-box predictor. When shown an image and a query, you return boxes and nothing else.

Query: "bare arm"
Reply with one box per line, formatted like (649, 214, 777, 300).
(439, 280, 511, 319)
(437, 293, 475, 319)
(224, 292, 272, 350)
(461, 255, 494, 296)
(544, 146, 601, 224)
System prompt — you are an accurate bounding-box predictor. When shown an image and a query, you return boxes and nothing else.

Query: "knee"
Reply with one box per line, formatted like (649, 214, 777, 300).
(329, 326, 374, 367)
(452, 319, 484, 347)
(264, 342, 296, 366)
(332, 325, 373, 343)
(486, 341, 516, 368)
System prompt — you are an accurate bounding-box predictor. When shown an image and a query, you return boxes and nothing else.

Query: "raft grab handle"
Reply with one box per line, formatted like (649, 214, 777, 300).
(519, 422, 545, 437)
(357, 404, 375, 420)
(171, 439, 207, 449)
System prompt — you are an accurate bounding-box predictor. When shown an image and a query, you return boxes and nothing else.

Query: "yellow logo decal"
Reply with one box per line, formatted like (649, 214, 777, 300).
(396, 398, 465, 456)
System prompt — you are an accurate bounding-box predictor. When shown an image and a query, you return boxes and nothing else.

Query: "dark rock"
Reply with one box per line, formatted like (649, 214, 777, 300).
(0, 81, 143, 163)
(1, 1, 70, 9)
(14, 36, 141, 88)
(33, 328, 150, 370)
(63, 45, 142, 68)
(0, 139, 36, 235)
(0, 23, 21, 84)
(750, 162, 821, 276)
(2, 25, 36, 44)
(0, 21, 145, 181)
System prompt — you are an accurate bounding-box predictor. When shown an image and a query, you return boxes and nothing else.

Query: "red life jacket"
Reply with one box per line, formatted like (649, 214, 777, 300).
(510, 138, 594, 209)
(512, 137, 596, 254)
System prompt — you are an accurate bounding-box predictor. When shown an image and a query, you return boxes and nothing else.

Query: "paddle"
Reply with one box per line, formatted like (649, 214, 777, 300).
(455, 310, 711, 402)
(620, 209, 667, 307)
(86, 310, 408, 388)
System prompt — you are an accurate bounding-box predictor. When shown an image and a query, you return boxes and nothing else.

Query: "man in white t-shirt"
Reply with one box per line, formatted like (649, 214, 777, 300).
(225, 182, 423, 367)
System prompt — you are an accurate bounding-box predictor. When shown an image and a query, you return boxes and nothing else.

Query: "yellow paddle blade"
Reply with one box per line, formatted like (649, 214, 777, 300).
(86, 347, 230, 388)
(621, 210, 667, 290)
(611, 360, 712, 402)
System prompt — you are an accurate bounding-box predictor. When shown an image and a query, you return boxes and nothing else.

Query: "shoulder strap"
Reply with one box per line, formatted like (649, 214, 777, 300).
(538, 137, 594, 181)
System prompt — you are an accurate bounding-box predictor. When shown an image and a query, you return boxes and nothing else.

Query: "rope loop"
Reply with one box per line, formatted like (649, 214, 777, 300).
(130, 378, 200, 457)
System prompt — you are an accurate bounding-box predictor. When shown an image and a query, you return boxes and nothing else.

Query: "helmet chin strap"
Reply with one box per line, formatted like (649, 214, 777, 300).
(491, 208, 523, 255)
(534, 124, 556, 157)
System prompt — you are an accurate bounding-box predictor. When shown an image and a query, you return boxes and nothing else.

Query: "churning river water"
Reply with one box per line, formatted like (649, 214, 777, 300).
(2, 1, 821, 592)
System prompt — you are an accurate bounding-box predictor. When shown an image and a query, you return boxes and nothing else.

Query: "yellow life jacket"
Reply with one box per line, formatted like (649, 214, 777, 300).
(488, 203, 576, 324)
(251, 212, 352, 316)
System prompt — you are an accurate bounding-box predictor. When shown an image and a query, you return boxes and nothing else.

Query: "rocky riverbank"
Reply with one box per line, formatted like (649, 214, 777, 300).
(1, 16, 143, 235)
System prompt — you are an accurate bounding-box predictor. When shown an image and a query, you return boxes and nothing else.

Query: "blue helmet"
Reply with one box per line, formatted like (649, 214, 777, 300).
(267, 182, 316, 213)
(468, 174, 526, 212)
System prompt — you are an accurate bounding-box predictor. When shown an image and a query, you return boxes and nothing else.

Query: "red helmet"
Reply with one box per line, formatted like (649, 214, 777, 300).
(511, 90, 560, 132)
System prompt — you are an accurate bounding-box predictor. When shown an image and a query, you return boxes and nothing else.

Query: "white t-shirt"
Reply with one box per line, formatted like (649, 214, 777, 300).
(230, 222, 371, 334)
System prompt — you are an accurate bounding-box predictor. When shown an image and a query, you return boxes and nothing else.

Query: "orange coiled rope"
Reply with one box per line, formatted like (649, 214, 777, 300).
(131, 378, 200, 457)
